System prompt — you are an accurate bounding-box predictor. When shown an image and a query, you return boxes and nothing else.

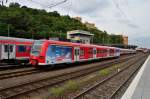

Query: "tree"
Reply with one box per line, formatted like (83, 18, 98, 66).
(0, 2, 123, 44)
(9, 2, 20, 8)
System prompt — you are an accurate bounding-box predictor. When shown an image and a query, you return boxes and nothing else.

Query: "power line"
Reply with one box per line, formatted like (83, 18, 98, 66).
(112, 0, 129, 20)
(29, 0, 67, 9)
(47, 0, 67, 8)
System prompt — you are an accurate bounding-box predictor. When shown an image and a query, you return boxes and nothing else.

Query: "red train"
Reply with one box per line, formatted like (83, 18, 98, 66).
(0, 36, 136, 66)
(0, 36, 34, 64)
(30, 40, 135, 67)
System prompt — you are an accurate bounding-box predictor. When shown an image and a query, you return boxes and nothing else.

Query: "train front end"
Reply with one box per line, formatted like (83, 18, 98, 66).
(30, 40, 46, 67)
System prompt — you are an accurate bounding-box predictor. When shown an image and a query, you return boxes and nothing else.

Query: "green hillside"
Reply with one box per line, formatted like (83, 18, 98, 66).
(0, 2, 123, 44)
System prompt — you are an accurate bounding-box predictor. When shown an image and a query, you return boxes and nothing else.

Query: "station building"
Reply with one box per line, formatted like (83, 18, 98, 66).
(67, 30, 94, 44)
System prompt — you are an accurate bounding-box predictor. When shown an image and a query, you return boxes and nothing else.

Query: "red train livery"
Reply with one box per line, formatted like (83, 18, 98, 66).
(0, 36, 34, 63)
(30, 40, 124, 66)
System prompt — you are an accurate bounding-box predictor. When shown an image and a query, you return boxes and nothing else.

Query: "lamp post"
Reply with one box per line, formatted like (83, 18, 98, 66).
(7, 24, 10, 60)
(7, 24, 9, 37)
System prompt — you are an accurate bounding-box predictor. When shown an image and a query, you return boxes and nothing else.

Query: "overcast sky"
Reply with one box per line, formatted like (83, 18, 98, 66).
(6, 0, 150, 48)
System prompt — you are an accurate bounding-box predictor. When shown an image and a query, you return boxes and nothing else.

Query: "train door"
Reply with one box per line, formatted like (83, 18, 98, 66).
(74, 47, 80, 61)
(107, 49, 110, 57)
(0, 45, 2, 61)
(93, 48, 97, 59)
(1, 44, 16, 59)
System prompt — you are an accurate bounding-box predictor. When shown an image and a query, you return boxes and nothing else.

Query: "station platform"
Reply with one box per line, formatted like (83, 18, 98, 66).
(121, 55, 150, 99)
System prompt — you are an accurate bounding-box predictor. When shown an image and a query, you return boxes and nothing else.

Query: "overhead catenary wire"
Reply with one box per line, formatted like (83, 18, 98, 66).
(29, 0, 67, 9)
(112, 0, 129, 21)
(112, 0, 138, 28)
(47, 0, 67, 8)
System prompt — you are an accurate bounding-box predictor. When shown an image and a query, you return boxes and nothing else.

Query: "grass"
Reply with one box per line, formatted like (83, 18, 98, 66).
(99, 69, 110, 76)
(50, 80, 79, 97)
(99, 63, 123, 76)
(64, 80, 79, 91)
(50, 87, 65, 97)
(50, 63, 124, 97)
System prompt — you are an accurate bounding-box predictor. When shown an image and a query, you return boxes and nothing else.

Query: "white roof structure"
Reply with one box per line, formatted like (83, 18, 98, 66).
(0, 36, 34, 42)
(67, 30, 94, 36)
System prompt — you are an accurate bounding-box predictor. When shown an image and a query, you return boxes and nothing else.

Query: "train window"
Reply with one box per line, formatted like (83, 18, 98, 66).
(97, 50, 98, 54)
(88, 48, 93, 54)
(32, 45, 41, 51)
(93, 49, 96, 54)
(110, 49, 114, 53)
(104, 50, 107, 53)
(74, 49, 76, 55)
(77, 49, 80, 55)
(4, 45, 8, 52)
(80, 49, 84, 56)
(9, 45, 13, 52)
(97, 50, 101, 54)
(75, 49, 79, 55)
(97, 50, 101, 53)
(4, 45, 13, 52)
(31, 44, 42, 56)
(31, 51, 40, 56)
(18, 45, 26, 52)
(100, 50, 102, 53)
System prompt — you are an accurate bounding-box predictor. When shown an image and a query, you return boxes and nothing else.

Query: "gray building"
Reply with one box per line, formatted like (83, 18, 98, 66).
(67, 30, 94, 44)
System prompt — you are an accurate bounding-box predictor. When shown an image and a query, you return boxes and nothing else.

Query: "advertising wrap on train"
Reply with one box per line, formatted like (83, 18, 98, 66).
(46, 45, 72, 64)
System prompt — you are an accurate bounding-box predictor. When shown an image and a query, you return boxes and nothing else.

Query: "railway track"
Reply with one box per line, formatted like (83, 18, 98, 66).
(0, 54, 144, 99)
(0, 68, 42, 80)
(72, 54, 147, 99)
(0, 54, 135, 80)
(0, 64, 31, 71)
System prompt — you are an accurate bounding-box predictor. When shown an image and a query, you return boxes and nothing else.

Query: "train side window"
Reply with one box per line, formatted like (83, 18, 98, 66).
(4, 45, 13, 52)
(89, 48, 93, 54)
(93, 49, 96, 54)
(98, 50, 102, 53)
(4, 45, 8, 52)
(80, 49, 84, 56)
(104, 50, 107, 53)
(97, 50, 99, 54)
(77, 49, 80, 55)
(9, 45, 13, 52)
(97, 50, 100, 54)
(75, 49, 77, 55)
(18, 45, 26, 52)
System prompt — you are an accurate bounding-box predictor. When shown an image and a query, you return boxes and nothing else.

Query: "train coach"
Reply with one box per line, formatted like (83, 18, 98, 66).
(120, 48, 136, 55)
(30, 40, 121, 67)
(0, 36, 34, 64)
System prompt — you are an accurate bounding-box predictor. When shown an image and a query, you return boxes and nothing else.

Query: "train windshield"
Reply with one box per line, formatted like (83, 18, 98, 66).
(31, 41, 44, 56)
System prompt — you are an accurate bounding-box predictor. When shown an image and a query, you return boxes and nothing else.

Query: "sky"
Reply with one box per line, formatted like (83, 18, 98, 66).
(5, 0, 150, 48)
